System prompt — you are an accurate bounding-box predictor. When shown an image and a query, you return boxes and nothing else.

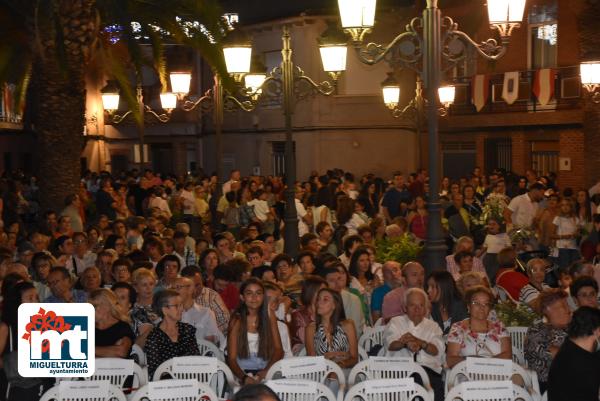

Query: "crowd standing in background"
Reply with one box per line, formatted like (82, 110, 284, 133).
(1, 166, 600, 401)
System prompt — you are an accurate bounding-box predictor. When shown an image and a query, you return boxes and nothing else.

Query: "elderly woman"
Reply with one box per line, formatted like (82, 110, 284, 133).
(130, 268, 161, 346)
(90, 288, 134, 358)
(446, 236, 486, 281)
(384, 288, 445, 401)
(524, 289, 571, 393)
(519, 258, 550, 308)
(446, 286, 511, 368)
(145, 289, 200, 379)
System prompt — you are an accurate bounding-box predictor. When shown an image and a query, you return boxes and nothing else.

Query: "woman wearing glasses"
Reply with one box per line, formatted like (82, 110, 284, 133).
(144, 289, 200, 379)
(446, 286, 512, 368)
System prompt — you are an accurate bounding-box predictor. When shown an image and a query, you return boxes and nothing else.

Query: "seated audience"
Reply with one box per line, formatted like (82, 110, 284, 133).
(290, 275, 327, 354)
(130, 268, 160, 345)
(145, 289, 200, 379)
(519, 258, 550, 308)
(90, 288, 134, 358)
(175, 276, 221, 345)
(446, 286, 511, 367)
(524, 289, 571, 393)
(306, 288, 358, 369)
(569, 275, 599, 309)
(45, 266, 87, 303)
(427, 270, 468, 335)
(227, 278, 283, 385)
(384, 288, 444, 401)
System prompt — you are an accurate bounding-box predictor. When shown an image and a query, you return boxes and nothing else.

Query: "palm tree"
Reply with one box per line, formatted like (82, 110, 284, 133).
(0, 0, 229, 212)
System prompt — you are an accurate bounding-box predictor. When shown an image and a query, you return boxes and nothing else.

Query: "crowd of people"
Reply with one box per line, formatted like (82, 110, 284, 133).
(1, 165, 600, 401)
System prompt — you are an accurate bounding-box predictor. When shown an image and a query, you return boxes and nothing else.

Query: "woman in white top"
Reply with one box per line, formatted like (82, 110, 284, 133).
(384, 288, 445, 401)
(337, 196, 364, 236)
(552, 199, 581, 269)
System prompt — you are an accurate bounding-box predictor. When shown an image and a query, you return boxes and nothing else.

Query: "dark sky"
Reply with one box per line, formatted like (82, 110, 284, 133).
(219, 0, 417, 25)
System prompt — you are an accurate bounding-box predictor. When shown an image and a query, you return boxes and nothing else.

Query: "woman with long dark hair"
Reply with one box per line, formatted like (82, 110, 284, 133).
(358, 181, 379, 218)
(305, 288, 358, 369)
(227, 278, 283, 385)
(426, 270, 468, 335)
(198, 248, 219, 288)
(348, 246, 380, 318)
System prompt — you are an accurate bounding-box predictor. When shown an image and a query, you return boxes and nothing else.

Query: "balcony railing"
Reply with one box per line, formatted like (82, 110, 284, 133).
(449, 66, 581, 115)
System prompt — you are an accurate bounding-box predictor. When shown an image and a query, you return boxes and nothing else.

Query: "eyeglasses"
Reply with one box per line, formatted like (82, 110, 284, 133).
(470, 301, 492, 308)
(73, 240, 86, 245)
(165, 304, 183, 310)
(174, 284, 192, 290)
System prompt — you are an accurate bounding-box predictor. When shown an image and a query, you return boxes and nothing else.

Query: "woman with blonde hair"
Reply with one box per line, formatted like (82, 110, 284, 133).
(90, 288, 135, 358)
(130, 268, 160, 346)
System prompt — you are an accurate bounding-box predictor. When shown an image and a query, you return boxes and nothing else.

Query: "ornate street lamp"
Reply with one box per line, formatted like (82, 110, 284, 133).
(580, 61, 600, 103)
(337, 0, 525, 272)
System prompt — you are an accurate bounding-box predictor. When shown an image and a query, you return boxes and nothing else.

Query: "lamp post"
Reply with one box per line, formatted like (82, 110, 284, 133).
(253, 24, 347, 256)
(338, 0, 525, 272)
(216, 23, 346, 256)
(580, 61, 600, 103)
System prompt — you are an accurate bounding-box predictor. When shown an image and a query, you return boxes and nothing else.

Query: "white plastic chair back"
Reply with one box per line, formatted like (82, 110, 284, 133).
(197, 339, 225, 361)
(347, 358, 431, 389)
(297, 346, 368, 361)
(444, 382, 533, 401)
(131, 344, 147, 367)
(152, 356, 236, 399)
(40, 382, 126, 401)
(61, 358, 147, 393)
(266, 379, 337, 401)
(265, 357, 346, 401)
(343, 378, 432, 401)
(358, 326, 386, 354)
(507, 326, 528, 366)
(445, 359, 539, 399)
(130, 380, 219, 401)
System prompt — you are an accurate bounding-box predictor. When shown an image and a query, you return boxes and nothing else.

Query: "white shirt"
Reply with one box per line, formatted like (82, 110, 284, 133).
(341, 289, 365, 338)
(483, 233, 512, 254)
(277, 321, 293, 358)
(384, 314, 445, 373)
(345, 213, 366, 236)
(507, 193, 538, 228)
(248, 199, 270, 222)
(180, 189, 197, 215)
(181, 302, 221, 345)
(66, 251, 97, 276)
(553, 215, 580, 249)
(295, 199, 309, 236)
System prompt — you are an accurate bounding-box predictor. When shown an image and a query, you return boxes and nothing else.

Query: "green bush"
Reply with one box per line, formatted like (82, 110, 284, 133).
(375, 234, 422, 265)
(495, 300, 539, 327)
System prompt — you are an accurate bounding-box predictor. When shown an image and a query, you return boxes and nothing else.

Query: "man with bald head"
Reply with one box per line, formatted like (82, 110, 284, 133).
(384, 287, 444, 401)
(381, 261, 426, 321)
(371, 261, 403, 323)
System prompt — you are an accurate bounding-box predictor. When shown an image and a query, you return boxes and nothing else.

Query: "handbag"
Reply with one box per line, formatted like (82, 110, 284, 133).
(2, 326, 44, 389)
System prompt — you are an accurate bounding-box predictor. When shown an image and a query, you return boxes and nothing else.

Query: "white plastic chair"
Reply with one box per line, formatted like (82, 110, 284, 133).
(131, 380, 219, 401)
(62, 358, 147, 394)
(507, 326, 528, 366)
(265, 357, 346, 401)
(541, 391, 547, 401)
(444, 381, 533, 401)
(131, 344, 147, 367)
(347, 358, 432, 390)
(343, 378, 432, 401)
(445, 360, 540, 400)
(358, 326, 386, 355)
(40, 382, 126, 401)
(266, 379, 337, 401)
(197, 338, 225, 361)
(152, 356, 236, 399)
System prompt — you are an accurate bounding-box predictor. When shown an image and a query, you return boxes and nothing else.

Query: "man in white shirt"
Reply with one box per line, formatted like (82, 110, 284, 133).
(179, 181, 197, 217)
(504, 182, 545, 229)
(175, 277, 221, 345)
(294, 188, 310, 236)
(384, 288, 445, 401)
(247, 190, 271, 224)
(222, 170, 241, 195)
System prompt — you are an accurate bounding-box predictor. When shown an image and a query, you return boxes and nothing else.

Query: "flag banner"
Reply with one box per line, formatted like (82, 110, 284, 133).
(471, 74, 489, 112)
(533, 68, 555, 105)
(502, 71, 520, 105)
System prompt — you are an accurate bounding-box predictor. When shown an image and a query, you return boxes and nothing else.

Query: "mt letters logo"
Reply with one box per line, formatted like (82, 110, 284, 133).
(18, 303, 95, 377)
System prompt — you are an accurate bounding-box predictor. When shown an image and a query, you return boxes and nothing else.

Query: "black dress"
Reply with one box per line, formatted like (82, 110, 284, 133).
(144, 321, 200, 380)
(96, 320, 135, 348)
(548, 339, 600, 401)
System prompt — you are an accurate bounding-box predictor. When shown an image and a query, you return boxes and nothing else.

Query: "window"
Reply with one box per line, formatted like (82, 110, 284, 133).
(528, 2, 558, 69)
